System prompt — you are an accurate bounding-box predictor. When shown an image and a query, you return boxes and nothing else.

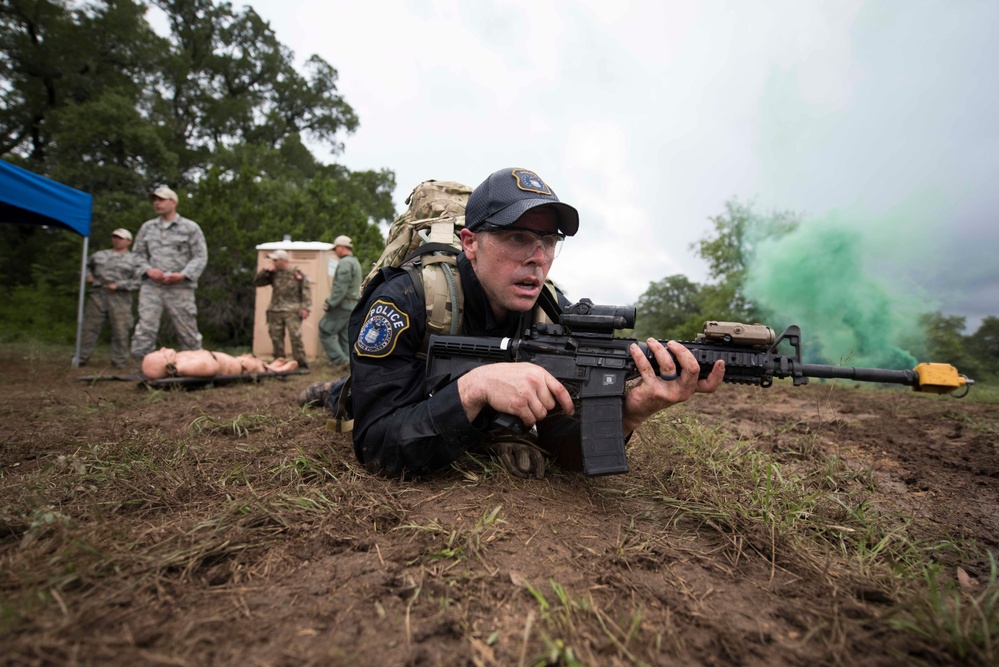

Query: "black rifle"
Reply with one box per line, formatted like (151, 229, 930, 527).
(425, 299, 974, 477)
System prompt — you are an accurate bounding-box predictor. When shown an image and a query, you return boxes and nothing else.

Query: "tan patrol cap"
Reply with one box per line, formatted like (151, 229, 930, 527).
(111, 228, 133, 241)
(148, 186, 178, 202)
(333, 235, 353, 249)
(267, 249, 290, 261)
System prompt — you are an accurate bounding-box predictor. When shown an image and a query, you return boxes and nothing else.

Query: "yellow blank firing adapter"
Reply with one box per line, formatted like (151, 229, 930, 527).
(913, 363, 973, 397)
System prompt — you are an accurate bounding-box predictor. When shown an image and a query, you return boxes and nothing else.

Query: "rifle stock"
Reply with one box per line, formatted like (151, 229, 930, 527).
(425, 299, 975, 476)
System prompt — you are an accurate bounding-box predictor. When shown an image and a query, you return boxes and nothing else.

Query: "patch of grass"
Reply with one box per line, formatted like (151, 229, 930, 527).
(522, 578, 647, 667)
(948, 410, 999, 436)
(640, 411, 898, 557)
(890, 554, 999, 666)
(962, 374, 999, 403)
(189, 409, 281, 437)
(451, 450, 509, 483)
(270, 447, 338, 483)
(630, 402, 997, 661)
(398, 505, 507, 564)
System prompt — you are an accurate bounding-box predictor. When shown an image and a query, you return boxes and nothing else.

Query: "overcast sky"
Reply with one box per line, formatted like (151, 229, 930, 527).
(232, 0, 997, 330)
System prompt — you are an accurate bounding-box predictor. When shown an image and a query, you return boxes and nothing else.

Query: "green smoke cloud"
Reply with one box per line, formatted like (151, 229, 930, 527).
(744, 214, 927, 369)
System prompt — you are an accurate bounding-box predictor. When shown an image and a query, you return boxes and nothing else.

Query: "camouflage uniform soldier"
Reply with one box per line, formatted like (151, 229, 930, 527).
(254, 249, 312, 368)
(78, 228, 143, 367)
(318, 235, 362, 369)
(130, 186, 209, 360)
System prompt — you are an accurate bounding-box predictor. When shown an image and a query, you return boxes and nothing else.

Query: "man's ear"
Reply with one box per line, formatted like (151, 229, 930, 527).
(459, 228, 477, 259)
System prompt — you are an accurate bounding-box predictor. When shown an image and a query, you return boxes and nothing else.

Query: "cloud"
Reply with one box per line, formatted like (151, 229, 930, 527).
(238, 0, 997, 328)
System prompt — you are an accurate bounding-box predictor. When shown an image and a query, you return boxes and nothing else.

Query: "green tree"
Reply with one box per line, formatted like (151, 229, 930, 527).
(0, 0, 166, 319)
(0, 0, 160, 163)
(967, 316, 999, 376)
(633, 274, 703, 340)
(632, 199, 800, 344)
(149, 0, 358, 182)
(0, 0, 395, 346)
(691, 198, 799, 324)
(917, 312, 981, 379)
(189, 152, 394, 344)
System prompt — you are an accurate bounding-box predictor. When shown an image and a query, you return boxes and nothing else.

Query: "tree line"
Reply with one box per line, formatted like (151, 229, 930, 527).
(2, 0, 995, 381)
(0, 0, 394, 345)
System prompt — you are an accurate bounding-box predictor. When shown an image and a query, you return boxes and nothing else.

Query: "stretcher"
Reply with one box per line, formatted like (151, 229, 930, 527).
(76, 368, 310, 388)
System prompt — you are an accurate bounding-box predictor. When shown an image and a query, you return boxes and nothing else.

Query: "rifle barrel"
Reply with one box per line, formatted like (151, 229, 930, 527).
(798, 363, 918, 386)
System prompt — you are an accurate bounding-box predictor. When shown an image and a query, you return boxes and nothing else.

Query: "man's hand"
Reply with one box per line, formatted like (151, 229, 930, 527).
(161, 272, 186, 285)
(107, 282, 117, 292)
(622, 339, 725, 434)
(458, 362, 574, 428)
(147, 268, 165, 282)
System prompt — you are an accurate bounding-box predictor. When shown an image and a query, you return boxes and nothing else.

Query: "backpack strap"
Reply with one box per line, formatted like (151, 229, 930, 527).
(535, 282, 562, 324)
(402, 250, 463, 359)
(403, 241, 462, 262)
(328, 376, 354, 433)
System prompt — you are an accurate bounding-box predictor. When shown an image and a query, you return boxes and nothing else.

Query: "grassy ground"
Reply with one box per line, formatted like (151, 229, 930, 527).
(1, 344, 997, 666)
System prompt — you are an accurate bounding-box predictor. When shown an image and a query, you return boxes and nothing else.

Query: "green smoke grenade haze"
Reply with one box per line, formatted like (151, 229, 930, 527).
(744, 216, 923, 369)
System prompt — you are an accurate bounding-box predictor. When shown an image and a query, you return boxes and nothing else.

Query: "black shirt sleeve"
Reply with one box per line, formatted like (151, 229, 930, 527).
(348, 268, 493, 475)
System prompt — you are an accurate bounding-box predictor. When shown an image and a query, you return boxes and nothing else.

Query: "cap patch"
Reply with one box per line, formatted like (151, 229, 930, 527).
(355, 299, 410, 358)
(512, 169, 552, 196)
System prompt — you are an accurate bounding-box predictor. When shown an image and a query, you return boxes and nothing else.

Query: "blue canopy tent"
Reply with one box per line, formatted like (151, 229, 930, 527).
(0, 160, 94, 366)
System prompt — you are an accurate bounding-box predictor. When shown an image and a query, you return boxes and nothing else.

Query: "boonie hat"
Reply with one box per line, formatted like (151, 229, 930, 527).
(268, 249, 290, 261)
(333, 235, 353, 249)
(465, 168, 579, 236)
(148, 186, 178, 202)
(111, 228, 132, 241)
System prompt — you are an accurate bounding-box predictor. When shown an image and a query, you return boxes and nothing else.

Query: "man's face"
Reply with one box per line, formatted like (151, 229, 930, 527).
(151, 196, 177, 217)
(273, 258, 290, 271)
(111, 235, 131, 250)
(461, 207, 561, 317)
(335, 245, 350, 258)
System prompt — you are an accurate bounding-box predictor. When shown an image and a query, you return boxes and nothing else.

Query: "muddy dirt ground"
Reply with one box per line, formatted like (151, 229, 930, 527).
(1, 348, 996, 666)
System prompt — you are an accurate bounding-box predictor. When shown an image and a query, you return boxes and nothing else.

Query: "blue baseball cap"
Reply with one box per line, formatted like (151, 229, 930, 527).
(465, 168, 579, 236)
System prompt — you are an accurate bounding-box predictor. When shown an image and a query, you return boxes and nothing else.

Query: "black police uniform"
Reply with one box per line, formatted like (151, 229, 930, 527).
(347, 253, 581, 476)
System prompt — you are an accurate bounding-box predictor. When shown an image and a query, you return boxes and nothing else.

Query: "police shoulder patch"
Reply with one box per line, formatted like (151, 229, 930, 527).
(354, 299, 411, 358)
(512, 168, 553, 196)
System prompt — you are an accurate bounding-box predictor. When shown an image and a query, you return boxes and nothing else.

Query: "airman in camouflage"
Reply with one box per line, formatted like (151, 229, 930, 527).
(78, 228, 143, 367)
(254, 249, 312, 368)
(130, 186, 209, 360)
(318, 235, 362, 369)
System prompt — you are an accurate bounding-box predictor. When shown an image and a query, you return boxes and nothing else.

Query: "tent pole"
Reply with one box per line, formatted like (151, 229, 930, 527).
(73, 235, 89, 368)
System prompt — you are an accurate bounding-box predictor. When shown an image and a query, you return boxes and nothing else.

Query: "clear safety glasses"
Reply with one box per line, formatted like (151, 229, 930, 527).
(480, 224, 566, 263)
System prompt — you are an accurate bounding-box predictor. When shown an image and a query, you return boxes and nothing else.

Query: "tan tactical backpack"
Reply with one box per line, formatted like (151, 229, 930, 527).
(360, 179, 473, 340)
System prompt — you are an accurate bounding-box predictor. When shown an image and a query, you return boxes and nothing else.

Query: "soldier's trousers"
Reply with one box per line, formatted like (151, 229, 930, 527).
(266, 310, 307, 364)
(318, 305, 352, 365)
(131, 282, 202, 359)
(79, 289, 134, 367)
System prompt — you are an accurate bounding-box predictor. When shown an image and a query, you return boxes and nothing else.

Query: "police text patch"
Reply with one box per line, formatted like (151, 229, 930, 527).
(354, 299, 410, 358)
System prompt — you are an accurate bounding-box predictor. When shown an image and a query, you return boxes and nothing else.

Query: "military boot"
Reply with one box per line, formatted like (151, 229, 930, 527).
(298, 379, 338, 408)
